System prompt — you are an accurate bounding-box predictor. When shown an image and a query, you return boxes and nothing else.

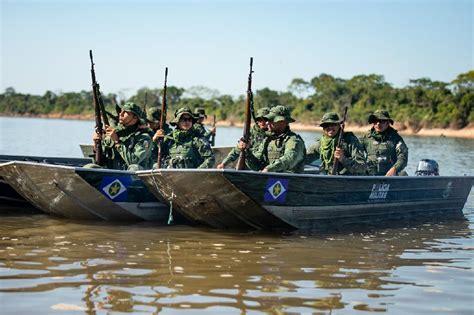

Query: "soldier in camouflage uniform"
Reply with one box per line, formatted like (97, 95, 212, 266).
(193, 107, 216, 142)
(217, 107, 270, 170)
(155, 107, 215, 169)
(243, 105, 306, 173)
(306, 112, 366, 175)
(91, 102, 153, 171)
(145, 107, 173, 162)
(360, 109, 408, 176)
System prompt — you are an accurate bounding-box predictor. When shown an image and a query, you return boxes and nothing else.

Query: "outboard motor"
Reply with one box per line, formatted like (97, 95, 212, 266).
(415, 159, 439, 176)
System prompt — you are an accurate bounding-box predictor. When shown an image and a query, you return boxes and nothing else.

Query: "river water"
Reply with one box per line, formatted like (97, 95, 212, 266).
(1, 116, 473, 314)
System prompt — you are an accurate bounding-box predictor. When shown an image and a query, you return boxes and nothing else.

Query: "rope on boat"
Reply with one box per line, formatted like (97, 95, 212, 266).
(168, 191, 176, 225)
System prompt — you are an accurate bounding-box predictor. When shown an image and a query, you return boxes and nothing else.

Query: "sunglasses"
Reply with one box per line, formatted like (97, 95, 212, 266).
(180, 116, 193, 122)
(374, 119, 388, 124)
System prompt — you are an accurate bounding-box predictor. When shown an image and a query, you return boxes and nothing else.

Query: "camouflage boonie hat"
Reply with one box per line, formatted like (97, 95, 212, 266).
(265, 105, 295, 123)
(194, 107, 207, 119)
(170, 107, 197, 126)
(118, 102, 145, 124)
(255, 107, 270, 120)
(368, 109, 394, 124)
(319, 112, 341, 127)
(146, 107, 162, 123)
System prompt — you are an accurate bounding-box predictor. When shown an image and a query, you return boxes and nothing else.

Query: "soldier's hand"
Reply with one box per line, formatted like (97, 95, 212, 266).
(262, 168, 269, 173)
(334, 147, 345, 162)
(92, 131, 102, 141)
(152, 129, 165, 142)
(238, 139, 248, 151)
(210, 127, 216, 135)
(105, 126, 118, 143)
(216, 163, 225, 169)
(385, 167, 397, 177)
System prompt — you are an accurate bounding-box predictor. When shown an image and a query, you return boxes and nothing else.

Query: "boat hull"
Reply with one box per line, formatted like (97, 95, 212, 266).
(0, 161, 171, 221)
(0, 155, 92, 211)
(138, 169, 473, 230)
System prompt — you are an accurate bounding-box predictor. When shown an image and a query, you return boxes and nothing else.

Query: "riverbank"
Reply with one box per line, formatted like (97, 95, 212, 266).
(2, 113, 473, 139)
(216, 120, 474, 139)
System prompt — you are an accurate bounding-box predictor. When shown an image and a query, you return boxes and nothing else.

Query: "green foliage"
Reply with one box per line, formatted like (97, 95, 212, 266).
(1, 70, 473, 129)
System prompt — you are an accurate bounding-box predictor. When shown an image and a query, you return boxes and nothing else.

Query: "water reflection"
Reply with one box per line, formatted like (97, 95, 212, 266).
(0, 214, 471, 313)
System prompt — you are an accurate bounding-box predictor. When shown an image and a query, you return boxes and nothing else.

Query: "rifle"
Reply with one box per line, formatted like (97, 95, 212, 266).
(210, 114, 216, 146)
(236, 57, 254, 170)
(156, 67, 168, 168)
(331, 106, 348, 175)
(89, 50, 106, 166)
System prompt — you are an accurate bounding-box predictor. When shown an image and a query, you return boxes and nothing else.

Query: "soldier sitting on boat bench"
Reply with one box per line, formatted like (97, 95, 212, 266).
(153, 107, 215, 169)
(193, 107, 216, 143)
(241, 105, 306, 173)
(217, 107, 270, 170)
(360, 109, 408, 176)
(146, 106, 173, 161)
(90, 102, 153, 171)
(306, 112, 367, 175)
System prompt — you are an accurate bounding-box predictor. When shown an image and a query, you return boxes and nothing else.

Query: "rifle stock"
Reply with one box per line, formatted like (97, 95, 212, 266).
(236, 57, 254, 170)
(156, 67, 168, 168)
(331, 106, 349, 175)
(89, 50, 106, 166)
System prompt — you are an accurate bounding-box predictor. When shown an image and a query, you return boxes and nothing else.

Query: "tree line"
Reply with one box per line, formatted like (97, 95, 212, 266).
(1, 70, 472, 130)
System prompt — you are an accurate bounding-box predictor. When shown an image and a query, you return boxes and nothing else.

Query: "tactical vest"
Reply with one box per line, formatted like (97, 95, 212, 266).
(364, 129, 400, 175)
(106, 127, 152, 170)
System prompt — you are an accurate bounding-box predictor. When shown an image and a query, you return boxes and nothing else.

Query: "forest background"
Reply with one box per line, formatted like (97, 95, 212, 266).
(1, 70, 472, 134)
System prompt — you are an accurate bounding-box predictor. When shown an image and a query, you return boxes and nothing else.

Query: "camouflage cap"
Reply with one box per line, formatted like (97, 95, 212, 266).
(319, 112, 341, 127)
(146, 107, 162, 123)
(194, 107, 207, 119)
(255, 107, 270, 120)
(368, 109, 394, 124)
(265, 105, 295, 123)
(118, 102, 146, 124)
(170, 107, 197, 126)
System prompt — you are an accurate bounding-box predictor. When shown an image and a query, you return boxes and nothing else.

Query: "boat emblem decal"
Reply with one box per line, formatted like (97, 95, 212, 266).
(100, 176, 133, 201)
(264, 178, 288, 202)
(442, 181, 453, 198)
(368, 183, 390, 201)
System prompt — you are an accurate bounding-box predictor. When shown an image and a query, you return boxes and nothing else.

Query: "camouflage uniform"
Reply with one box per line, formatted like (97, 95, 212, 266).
(146, 107, 173, 162)
(247, 105, 306, 173)
(101, 102, 153, 170)
(220, 107, 270, 170)
(360, 110, 408, 175)
(306, 112, 367, 175)
(160, 107, 215, 169)
(193, 107, 213, 141)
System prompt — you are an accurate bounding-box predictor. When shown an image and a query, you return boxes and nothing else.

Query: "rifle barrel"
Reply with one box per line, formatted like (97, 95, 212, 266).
(330, 106, 348, 175)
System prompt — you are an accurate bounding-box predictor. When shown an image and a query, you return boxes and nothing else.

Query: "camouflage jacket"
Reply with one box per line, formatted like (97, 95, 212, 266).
(306, 131, 367, 175)
(248, 128, 306, 173)
(193, 123, 212, 141)
(147, 123, 173, 162)
(160, 129, 215, 169)
(102, 124, 153, 170)
(360, 127, 408, 175)
(221, 125, 267, 170)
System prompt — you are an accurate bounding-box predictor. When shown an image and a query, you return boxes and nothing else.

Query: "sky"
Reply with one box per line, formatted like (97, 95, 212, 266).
(0, 0, 472, 99)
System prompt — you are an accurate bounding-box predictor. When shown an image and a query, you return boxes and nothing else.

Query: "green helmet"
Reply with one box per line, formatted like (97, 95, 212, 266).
(255, 107, 270, 120)
(368, 109, 394, 124)
(319, 112, 341, 127)
(118, 102, 145, 124)
(194, 107, 207, 119)
(264, 105, 295, 123)
(170, 107, 197, 126)
(146, 107, 162, 123)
